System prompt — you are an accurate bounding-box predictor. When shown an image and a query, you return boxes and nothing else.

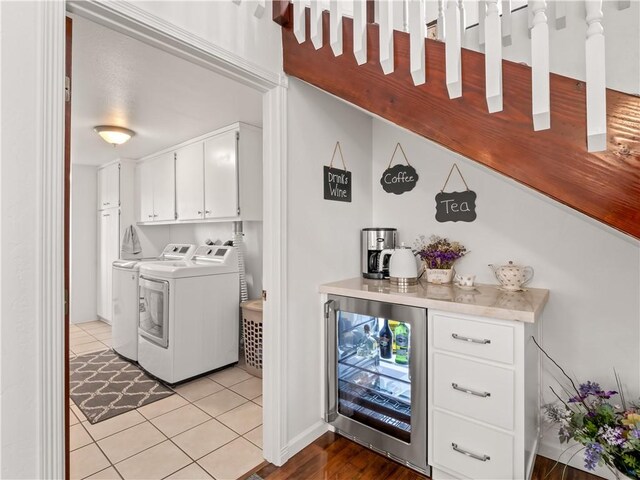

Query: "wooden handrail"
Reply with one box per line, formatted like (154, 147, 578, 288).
(273, 0, 291, 27)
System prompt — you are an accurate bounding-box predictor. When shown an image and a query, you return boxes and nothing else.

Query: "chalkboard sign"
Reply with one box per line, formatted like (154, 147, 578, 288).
(324, 166, 352, 202)
(380, 164, 419, 194)
(435, 190, 477, 222)
(380, 143, 419, 195)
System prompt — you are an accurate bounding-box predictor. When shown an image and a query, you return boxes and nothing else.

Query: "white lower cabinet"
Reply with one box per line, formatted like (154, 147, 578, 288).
(428, 310, 540, 480)
(97, 207, 119, 323)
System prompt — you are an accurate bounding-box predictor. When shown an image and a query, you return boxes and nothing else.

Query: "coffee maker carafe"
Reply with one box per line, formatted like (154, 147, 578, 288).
(361, 228, 397, 279)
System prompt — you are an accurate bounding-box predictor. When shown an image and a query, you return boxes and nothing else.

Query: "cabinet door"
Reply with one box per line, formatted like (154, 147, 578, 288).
(103, 209, 120, 323)
(175, 142, 204, 220)
(204, 131, 238, 219)
(152, 152, 176, 221)
(137, 161, 155, 222)
(105, 163, 120, 207)
(97, 211, 107, 318)
(97, 168, 108, 210)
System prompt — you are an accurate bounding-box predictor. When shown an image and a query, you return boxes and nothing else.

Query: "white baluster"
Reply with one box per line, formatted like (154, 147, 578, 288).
(403, 0, 410, 32)
(446, 0, 463, 98)
(409, 0, 426, 85)
(527, 0, 533, 38)
(458, 0, 466, 42)
(232, 0, 241, 5)
(478, 0, 486, 47)
(293, 0, 306, 43)
(438, 0, 446, 41)
(618, 0, 630, 9)
(330, 0, 343, 56)
(311, 0, 323, 49)
(485, 0, 503, 112)
(531, 0, 550, 130)
(254, 0, 266, 18)
(353, 0, 368, 65)
(555, 0, 566, 29)
(502, 0, 512, 45)
(379, 0, 395, 74)
(585, 0, 607, 151)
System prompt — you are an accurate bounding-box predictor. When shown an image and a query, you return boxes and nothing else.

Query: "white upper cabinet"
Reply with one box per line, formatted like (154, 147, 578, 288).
(175, 142, 205, 221)
(204, 130, 239, 219)
(136, 122, 261, 225)
(97, 162, 119, 210)
(137, 152, 176, 223)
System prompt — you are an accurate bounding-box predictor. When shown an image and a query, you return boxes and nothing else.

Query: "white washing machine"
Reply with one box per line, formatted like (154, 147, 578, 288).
(137, 245, 240, 384)
(112, 244, 196, 362)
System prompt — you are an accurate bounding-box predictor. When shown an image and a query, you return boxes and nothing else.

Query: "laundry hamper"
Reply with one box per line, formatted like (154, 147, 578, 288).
(240, 299, 263, 378)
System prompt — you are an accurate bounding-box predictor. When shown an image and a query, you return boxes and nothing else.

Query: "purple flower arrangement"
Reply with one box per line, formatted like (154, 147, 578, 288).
(536, 338, 640, 479)
(414, 235, 467, 270)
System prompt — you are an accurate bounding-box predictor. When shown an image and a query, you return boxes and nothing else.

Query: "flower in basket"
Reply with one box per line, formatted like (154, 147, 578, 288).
(414, 235, 467, 270)
(535, 338, 640, 479)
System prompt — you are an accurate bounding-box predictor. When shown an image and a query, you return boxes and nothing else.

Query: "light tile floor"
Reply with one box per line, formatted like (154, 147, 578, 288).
(69, 321, 263, 480)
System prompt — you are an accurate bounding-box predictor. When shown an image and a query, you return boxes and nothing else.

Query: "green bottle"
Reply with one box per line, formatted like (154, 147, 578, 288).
(394, 322, 409, 365)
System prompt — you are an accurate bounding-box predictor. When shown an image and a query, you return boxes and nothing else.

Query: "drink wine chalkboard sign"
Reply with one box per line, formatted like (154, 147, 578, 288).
(380, 143, 419, 195)
(435, 164, 477, 222)
(324, 142, 352, 203)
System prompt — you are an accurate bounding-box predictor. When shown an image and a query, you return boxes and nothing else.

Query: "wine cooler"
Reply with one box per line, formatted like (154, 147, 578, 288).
(325, 295, 429, 474)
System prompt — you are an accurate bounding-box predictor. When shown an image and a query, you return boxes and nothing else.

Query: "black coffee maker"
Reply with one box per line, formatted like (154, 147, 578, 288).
(361, 228, 397, 279)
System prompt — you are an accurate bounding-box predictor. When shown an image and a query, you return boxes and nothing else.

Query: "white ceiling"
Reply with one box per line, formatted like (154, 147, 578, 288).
(70, 15, 262, 166)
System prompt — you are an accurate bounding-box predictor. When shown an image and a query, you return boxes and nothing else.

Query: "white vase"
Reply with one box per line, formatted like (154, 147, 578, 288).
(425, 268, 454, 284)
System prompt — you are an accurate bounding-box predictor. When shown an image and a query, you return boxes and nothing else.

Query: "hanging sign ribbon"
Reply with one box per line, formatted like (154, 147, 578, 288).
(323, 141, 352, 202)
(380, 143, 419, 194)
(435, 163, 477, 222)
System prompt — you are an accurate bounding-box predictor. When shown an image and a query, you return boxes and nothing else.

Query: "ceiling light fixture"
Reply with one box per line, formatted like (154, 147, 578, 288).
(94, 125, 135, 146)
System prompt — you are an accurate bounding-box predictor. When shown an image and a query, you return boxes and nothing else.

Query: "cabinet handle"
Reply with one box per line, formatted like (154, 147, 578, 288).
(102, 213, 110, 217)
(197, 211, 202, 215)
(148, 215, 153, 219)
(153, 214, 158, 218)
(451, 333, 491, 345)
(451, 443, 490, 462)
(452, 383, 491, 398)
(205, 210, 211, 214)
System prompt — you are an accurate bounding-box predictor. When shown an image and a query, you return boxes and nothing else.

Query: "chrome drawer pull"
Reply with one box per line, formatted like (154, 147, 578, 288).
(451, 333, 491, 344)
(452, 383, 491, 398)
(451, 443, 490, 462)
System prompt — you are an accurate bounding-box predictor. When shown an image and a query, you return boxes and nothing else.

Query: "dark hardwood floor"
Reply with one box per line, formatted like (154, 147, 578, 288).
(244, 432, 600, 480)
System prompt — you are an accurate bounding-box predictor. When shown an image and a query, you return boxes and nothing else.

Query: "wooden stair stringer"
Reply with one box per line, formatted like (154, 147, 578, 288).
(280, 9, 640, 239)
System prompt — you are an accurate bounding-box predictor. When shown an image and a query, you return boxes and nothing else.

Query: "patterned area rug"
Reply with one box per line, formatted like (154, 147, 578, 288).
(70, 349, 174, 424)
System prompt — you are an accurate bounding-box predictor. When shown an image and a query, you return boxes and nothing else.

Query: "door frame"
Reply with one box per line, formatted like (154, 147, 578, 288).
(39, 2, 288, 477)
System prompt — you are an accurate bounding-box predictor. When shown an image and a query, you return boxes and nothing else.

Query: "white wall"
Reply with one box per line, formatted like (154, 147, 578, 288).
(463, 1, 640, 95)
(370, 118, 640, 472)
(70, 165, 98, 324)
(0, 2, 41, 477)
(285, 79, 373, 452)
(132, 0, 282, 77)
(168, 221, 264, 300)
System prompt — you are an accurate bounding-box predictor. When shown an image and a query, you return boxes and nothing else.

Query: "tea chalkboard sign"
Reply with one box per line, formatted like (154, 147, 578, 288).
(324, 142, 352, 203)
(380, 143, 419, 195)
(435, 164, 477, 222)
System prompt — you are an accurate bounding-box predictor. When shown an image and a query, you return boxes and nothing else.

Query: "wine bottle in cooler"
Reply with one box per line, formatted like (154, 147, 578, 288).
(378, 319, 393, 359)
(389, 320, 399, 353)
(395, 322, 409, 365)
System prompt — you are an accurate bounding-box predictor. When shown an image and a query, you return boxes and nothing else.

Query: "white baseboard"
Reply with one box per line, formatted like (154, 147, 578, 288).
(284, 421, 329, 462)
(538, 432, 614, 480)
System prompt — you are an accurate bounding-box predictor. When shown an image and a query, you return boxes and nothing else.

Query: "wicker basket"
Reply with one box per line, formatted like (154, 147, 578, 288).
(240, 299, 263, 378)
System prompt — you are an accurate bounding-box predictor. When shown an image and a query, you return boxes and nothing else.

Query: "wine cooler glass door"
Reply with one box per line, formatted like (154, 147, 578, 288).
(325, 295, 427, 473)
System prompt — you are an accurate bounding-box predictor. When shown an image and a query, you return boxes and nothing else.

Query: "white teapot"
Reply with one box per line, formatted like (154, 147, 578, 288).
(488, 261, 534, 291)
(379, 243, 419, 286)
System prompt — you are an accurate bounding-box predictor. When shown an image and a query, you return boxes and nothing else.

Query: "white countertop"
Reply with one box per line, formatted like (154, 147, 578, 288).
(319, 277, 549, 323)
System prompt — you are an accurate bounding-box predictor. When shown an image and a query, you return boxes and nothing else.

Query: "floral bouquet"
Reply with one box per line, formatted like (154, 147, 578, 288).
(414, 235, 467, 270)
(536, 338, 640, 479)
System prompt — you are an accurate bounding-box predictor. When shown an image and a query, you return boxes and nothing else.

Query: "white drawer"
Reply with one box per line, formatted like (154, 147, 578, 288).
(432, 314, 514, 364)
(432, 411, 514, 480)
(433, 353, 514, 430)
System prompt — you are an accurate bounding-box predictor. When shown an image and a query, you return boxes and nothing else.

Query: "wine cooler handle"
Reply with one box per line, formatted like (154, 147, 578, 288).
(324, 299, 338, 423)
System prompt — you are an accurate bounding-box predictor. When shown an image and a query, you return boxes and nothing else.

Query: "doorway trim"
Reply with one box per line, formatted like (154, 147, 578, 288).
(39, 2, 288, 477)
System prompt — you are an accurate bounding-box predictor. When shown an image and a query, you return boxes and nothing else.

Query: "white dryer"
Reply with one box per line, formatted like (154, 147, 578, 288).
(137, 245, 240, 384)
(112, 244, 196, 361)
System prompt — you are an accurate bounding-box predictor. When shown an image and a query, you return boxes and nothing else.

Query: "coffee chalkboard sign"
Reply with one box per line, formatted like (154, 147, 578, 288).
(324, 166, 351, 202)
(324, 142, 352, 203)
(435, 190, 477, 222)
(380, 143, 419, 195)
(436, 163, 477, 223)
